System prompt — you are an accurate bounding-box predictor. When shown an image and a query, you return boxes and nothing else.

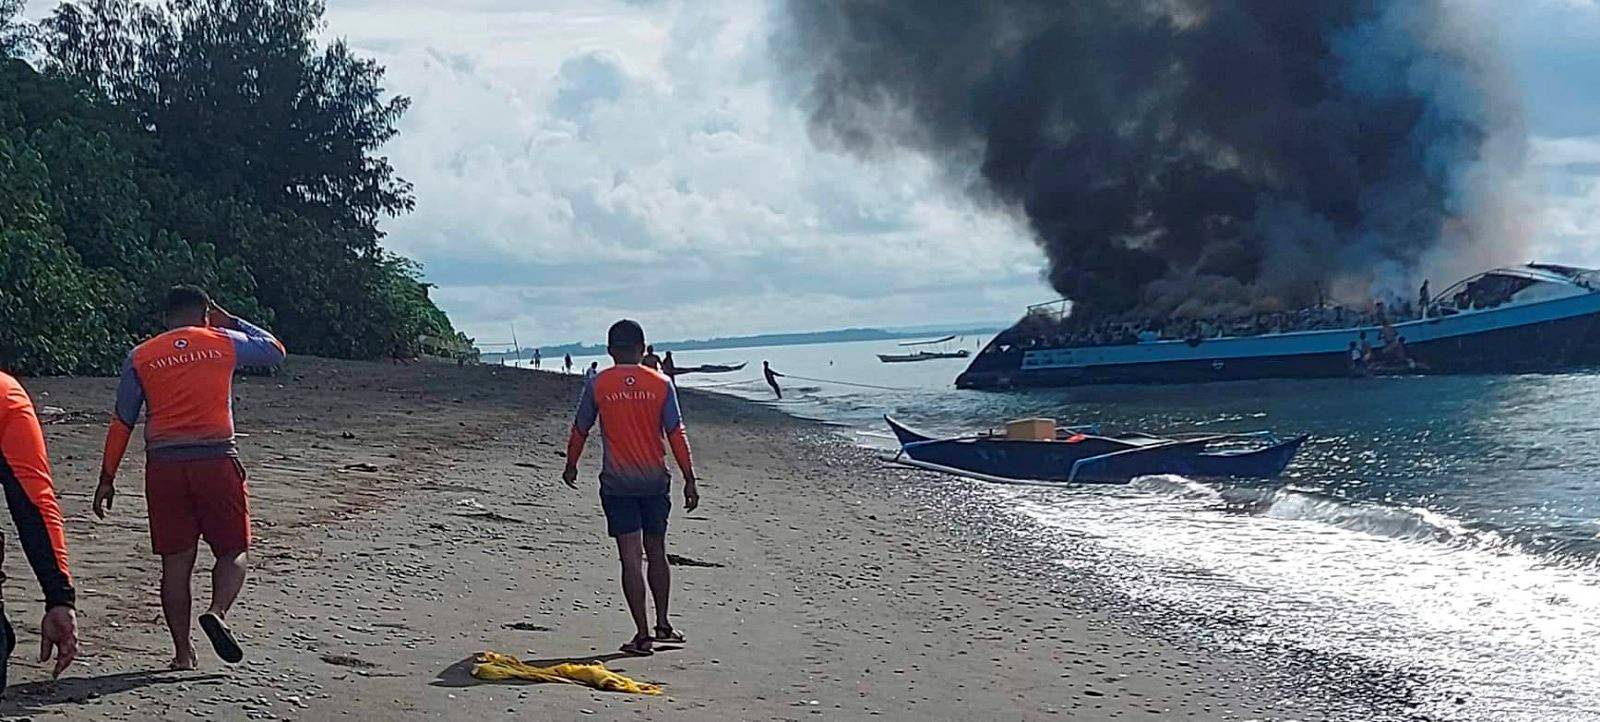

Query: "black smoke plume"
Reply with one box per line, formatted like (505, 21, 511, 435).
(776, 1, 1524, 320)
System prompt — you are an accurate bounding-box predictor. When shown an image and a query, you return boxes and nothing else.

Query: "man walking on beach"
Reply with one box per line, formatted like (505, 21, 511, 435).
(563, 320, 699, 656)
(763, 361, 784, 400)
(533, 349, 541, 369)
(564, 354, 573, 374)
(95, 286, 286, 670)
(0, 372, 80, 691)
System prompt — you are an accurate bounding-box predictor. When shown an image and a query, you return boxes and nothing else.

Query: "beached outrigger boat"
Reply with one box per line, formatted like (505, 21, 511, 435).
(886, 416, 1306, 484)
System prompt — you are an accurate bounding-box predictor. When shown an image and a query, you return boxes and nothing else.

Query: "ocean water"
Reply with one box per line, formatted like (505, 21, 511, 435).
(524, 338, 1600, 721)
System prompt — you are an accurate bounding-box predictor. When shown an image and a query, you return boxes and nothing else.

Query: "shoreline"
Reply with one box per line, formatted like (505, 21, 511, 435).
(1, 357, 1408, 720)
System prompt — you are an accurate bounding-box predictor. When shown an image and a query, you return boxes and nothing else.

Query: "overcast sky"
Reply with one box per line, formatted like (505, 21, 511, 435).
(318, 0, 1047, 348)
(25, 1, 1600, 347)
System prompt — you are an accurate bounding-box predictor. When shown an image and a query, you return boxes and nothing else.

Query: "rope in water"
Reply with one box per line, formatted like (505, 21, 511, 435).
(682, 378, 765, 389)
(779, 373, 915, 392)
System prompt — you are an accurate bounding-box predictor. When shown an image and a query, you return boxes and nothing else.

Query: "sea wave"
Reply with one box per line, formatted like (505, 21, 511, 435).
(1131, 476, 1512, 552)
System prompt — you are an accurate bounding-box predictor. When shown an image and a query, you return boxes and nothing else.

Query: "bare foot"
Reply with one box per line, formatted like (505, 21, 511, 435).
(169, 651, 198, 671)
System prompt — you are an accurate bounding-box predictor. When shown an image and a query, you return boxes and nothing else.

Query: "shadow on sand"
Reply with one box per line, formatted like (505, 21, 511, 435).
(431, 649, 675, 689)
(1, 670, 226, 717)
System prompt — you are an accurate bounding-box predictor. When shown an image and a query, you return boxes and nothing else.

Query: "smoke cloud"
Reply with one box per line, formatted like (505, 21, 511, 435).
(775, 0, 1527, 319)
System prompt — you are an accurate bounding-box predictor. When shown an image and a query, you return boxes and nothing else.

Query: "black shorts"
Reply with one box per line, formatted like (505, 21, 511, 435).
(601, 494, 671, 537)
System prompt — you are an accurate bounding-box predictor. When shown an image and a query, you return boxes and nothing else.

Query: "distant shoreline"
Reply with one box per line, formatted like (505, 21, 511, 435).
(481, 324, 1004, 362)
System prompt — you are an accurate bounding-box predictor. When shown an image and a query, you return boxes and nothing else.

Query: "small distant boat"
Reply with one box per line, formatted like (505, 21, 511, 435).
(881, 334, 972, 363)
(666, 362, 746, 376)
(885, 416, 1306, 484)
(877, 350, 972, 363)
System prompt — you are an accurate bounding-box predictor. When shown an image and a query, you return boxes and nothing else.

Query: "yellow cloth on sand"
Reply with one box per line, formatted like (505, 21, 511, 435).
(472, 651, 663, 695)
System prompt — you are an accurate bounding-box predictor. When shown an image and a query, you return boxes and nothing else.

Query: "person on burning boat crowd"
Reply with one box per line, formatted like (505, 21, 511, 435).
(1006, 293, 1435, 350)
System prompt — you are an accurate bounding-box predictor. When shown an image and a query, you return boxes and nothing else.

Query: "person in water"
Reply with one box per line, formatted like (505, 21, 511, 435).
(0, 372, 80, 691)
(562, 320, 698, 656)
(1348, 341, 1368, 376)
(1389, 335, 1421, 370)
(661, 351, 677, 376)
(642, 345, 661, 371)
(97, 285, 286, 669)
(763, 361, 784, 399)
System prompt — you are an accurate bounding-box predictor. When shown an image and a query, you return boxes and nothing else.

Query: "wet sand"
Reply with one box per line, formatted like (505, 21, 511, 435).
(0, 358, 1383, 720)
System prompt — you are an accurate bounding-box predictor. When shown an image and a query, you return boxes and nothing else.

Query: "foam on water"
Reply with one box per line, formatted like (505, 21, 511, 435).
(1012, 485, 1600, 721)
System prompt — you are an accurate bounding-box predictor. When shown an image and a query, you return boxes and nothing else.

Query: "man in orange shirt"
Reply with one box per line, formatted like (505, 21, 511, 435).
(0, 372, 80, 692)
(95, 286, 286, 670)
(563, 320, 698, 656)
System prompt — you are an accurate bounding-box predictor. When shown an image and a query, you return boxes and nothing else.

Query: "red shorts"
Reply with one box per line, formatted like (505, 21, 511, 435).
(144, 457, 251, 556)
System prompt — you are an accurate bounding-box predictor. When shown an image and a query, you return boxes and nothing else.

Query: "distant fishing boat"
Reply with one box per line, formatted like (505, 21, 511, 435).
(886, 416, 1305, 484)
(879, 335, 971, 363)
(666, 362, 746, 376)
(877, 349, 971, 363)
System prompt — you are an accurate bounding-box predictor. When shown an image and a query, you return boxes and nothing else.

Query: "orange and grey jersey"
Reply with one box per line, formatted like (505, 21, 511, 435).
(566, 365, 694, 496)
(102, 320, 286, 475)
(0, 372, 75, 608)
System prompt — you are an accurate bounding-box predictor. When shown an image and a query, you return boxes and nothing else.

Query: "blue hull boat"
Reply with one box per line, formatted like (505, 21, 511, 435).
(886, 416, 1306, 484)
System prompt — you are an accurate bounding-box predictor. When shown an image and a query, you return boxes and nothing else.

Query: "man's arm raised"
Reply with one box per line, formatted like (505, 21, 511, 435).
(212, 302, 287, 368)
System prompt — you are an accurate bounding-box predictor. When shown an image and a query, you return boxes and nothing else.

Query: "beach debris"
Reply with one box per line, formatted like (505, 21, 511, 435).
(472, 651, 662, 695)
(319, 653, 378, 669)
(504, 621, 551, 632)
(667, 554, 725, 568)
(451, 498, 526, 524)
(36, 406, 100, 425)
(340, 462, 381, 473)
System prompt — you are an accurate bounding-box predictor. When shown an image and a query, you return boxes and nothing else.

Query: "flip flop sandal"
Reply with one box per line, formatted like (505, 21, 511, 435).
(619, 634, 655, 657)
(199, 612, 244, 663)
(653, 625, 686, 644)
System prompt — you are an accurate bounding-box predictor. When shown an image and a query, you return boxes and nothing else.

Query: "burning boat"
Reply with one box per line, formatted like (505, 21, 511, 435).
(956, 264, 1600, 389)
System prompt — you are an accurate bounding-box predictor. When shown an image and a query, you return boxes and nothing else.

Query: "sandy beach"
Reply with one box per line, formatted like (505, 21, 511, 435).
(0, 358, 1403, 721)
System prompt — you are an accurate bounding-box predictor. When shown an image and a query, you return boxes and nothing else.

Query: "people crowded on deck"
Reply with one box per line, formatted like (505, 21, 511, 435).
(993, 289, 1459, 353)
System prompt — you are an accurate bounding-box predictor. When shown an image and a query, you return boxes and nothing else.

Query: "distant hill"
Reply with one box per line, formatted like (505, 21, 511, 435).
(481, 324, 1004, 363)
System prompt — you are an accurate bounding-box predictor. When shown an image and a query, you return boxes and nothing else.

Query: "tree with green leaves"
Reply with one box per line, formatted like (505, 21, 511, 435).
(42, 0, 413, 243)
(0, 0, 465, 375)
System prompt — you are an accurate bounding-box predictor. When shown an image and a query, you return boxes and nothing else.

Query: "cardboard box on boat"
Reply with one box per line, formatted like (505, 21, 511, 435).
(1005, 418, 1056, 441)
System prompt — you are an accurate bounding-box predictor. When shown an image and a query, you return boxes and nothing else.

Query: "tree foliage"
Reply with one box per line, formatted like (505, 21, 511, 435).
(0, 0, 462, 375)
(0, 0, 30, 57)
